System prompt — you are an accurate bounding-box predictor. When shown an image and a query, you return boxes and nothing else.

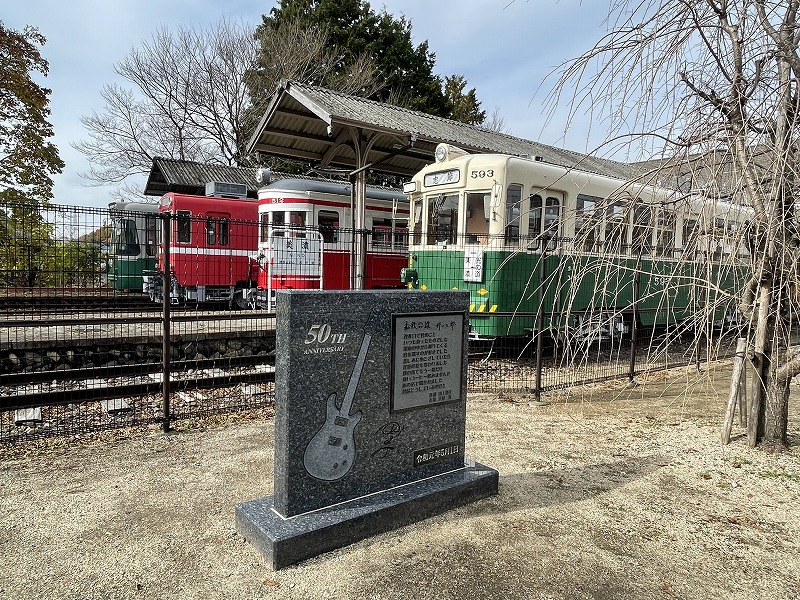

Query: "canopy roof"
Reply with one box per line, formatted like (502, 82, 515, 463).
(246, 81, 636, 181)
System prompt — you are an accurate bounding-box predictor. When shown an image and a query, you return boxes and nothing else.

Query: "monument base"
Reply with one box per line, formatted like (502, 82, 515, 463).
(235, 462, 499, 570)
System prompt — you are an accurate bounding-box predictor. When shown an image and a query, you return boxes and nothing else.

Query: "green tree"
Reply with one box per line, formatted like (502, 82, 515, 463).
(0, 22, 63, 206)
(0, 22, 63, 288)
(443, 75, 486, 126)
(256, 0, 455, 118)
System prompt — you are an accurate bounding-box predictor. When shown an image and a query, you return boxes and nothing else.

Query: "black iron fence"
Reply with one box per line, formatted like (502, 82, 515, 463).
(1, 203, 737, 444)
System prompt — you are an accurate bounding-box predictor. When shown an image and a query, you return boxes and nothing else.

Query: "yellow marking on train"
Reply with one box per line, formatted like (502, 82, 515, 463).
(489, 304, 498, 313)
(421, 284, 428, 290)
(477, 288, 489, 296)
(477, 304, 486, 312)
(451, 287, 459, 291)
(469, 303, 475, 312)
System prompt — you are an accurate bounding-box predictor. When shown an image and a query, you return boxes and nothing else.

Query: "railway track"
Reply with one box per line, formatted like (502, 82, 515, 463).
(0, 291, 156, 312)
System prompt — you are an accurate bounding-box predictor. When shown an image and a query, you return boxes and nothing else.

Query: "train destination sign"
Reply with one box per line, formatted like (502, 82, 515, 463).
(391, 312, 464, 412)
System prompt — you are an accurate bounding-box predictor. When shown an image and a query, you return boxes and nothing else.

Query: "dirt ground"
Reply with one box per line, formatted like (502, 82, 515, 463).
(2, 360, 799, 600)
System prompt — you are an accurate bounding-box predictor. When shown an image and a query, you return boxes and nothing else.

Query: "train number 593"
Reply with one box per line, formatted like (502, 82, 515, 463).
(470, 169, 494, 179)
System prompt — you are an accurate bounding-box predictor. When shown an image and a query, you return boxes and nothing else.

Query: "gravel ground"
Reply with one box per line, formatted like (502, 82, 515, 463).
(1, 360, 799, 600)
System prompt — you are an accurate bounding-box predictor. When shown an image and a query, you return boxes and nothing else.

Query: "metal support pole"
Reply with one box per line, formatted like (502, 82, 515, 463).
(161, 213, 171, 432)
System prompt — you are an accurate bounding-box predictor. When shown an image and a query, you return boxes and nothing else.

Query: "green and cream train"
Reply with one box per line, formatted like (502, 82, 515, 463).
(401, 144, 750, 343)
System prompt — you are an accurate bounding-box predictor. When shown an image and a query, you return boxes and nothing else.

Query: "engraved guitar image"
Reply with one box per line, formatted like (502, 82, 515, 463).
(303, 328, 371, 481)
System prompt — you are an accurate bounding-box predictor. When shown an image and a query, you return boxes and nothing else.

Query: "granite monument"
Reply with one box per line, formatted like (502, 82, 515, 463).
(235, 290, 498, 569)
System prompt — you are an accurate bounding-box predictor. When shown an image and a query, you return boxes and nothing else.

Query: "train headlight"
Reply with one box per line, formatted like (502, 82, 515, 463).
(434, 143, 469, 163)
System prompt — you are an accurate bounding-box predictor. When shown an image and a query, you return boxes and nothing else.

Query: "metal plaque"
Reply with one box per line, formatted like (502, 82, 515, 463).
(390, 312, 464, 412)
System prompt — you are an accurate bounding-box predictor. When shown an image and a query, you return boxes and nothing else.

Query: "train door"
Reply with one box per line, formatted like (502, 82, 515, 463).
(366, 212, 408, 288)
(204, 212, 232, 287)
(316, 208, 347, 289)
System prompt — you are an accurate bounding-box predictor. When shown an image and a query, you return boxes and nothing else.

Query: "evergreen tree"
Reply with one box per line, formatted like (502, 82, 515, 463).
(257, 0, 455, 118)
(443, 75, 486, 126)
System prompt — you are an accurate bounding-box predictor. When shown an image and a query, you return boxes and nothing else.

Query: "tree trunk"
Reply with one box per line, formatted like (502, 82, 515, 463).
(764, 348, 791, 445)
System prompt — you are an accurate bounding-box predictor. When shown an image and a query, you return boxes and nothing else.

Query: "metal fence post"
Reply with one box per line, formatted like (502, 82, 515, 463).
(534, 248, 547, 402)
(628, 257, 641, 382)
(161, 213, 171, 432)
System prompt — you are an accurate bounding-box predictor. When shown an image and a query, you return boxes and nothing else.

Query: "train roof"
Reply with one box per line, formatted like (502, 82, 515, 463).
(261, 178, 407, 202)
(108, 200, 159, 212)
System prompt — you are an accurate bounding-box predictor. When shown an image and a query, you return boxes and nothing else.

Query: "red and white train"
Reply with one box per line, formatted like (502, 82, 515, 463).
(144, 178, 409, 307)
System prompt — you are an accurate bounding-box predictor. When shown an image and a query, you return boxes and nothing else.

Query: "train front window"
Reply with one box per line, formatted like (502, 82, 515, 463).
(219, 218, 229, 246)
(504, 185, 522, 245)
(544, 197, 561, 239)
(465, 192, 489, 244)
(272, 211, 286, 236)
(289, 211, 307, 238)
(528, 195, 543, 241)
(260, 213, 270, 242)
(176, 210, 191, 243)
(110, 218, 140, 256)
(427, 193, 459, 245)
(412, 198, 423, 244)
(206, 217, 216, 245)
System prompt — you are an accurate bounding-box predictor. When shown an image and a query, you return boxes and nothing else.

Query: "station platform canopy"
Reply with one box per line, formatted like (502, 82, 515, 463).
(246, 81, 635, 181)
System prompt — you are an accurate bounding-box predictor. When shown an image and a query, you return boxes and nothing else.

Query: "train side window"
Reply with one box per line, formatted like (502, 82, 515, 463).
(394, 225, 409, 250)
(372, 218, 393, 248)
(528, 194, 542, 247)
(219, 218, 229, 246)
(504, 185, 522, 245)
(176, 210, 191, 243)
(604, 200, 628, 252)
(631, 205, 653, 255)
(655, 209, 676, 257)
(206, 217, 216, 245)
(318, 210, 339, 243)
(682, 217, 699, 258)
(576, 194, 602, 252)
(465, 192, 489, 244)
(544, 197, 561, 242)
(427, 193, 459, 245)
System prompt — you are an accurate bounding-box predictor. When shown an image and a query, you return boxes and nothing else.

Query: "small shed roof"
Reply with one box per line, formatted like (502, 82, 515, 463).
(247, 81, 636, 181)
(144, 157, 262, 197)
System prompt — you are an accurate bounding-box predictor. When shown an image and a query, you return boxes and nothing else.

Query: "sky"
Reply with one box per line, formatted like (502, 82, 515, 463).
(4, 0, 613, 209)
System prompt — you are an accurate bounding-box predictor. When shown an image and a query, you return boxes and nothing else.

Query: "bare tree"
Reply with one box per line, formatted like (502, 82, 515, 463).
(546, 0, 800, 447)
(74, 19, 258, 190)
(244, 19, 382, 122)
